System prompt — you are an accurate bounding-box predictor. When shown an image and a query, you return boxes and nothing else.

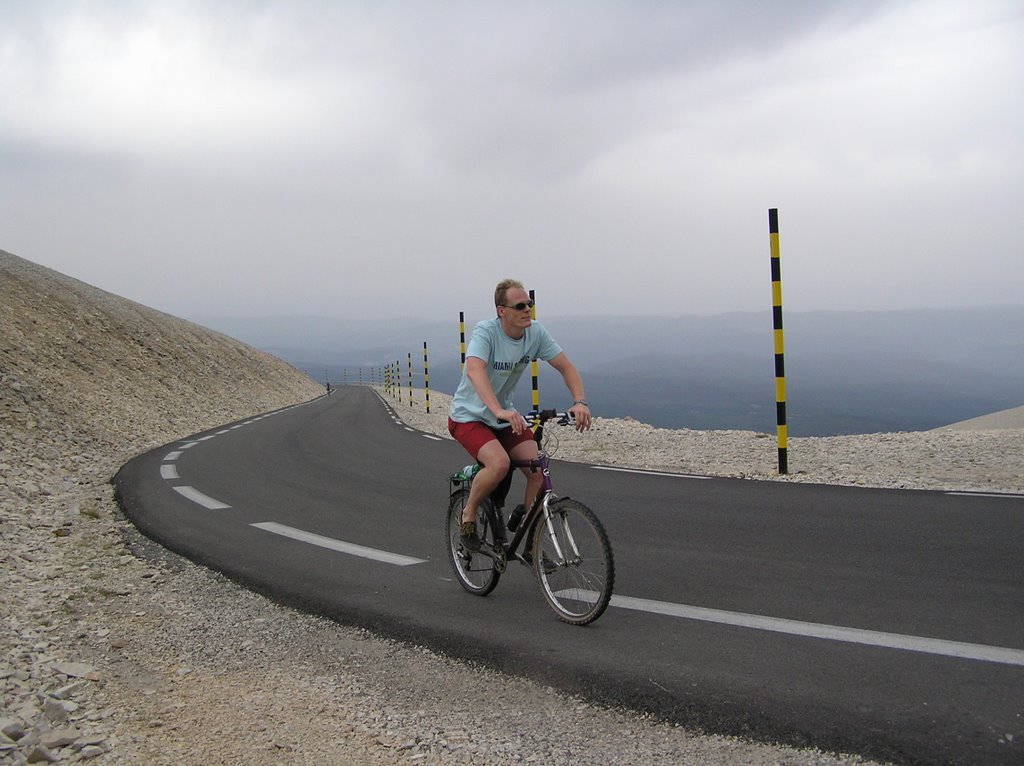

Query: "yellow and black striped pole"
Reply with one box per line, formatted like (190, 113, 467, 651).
(769, 208, 788, 475)
(459, 311, 466, 374)
(423, 341, 431, 414)
(396, 360, 402, 403)
(529, 289, 539, 412)
(407, 353, 414, 407)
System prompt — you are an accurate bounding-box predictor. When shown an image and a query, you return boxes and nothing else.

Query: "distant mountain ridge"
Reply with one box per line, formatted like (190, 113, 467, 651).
(190, 306, 1024, 437)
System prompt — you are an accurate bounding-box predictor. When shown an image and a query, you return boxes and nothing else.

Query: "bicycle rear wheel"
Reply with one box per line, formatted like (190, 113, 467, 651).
(532, 498, 614, 625)
(447, 488, 501, 596)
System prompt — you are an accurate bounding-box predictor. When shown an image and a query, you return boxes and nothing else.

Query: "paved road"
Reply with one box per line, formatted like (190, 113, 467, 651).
(115, 387, 1024, 766)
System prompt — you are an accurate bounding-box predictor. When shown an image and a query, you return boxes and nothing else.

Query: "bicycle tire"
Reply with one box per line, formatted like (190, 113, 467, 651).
(446, 488, 501, 596)
(532, 498, 614, 625)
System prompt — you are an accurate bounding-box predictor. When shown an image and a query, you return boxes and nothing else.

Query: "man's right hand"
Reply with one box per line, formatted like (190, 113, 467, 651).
(496, 408, 526, 434)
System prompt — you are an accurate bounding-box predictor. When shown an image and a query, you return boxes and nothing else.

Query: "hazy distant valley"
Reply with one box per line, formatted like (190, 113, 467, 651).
(192, 306, 1024, 436)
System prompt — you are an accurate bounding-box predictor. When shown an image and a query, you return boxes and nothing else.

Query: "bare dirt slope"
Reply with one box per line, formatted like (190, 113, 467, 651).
(1, 249, 321, 455)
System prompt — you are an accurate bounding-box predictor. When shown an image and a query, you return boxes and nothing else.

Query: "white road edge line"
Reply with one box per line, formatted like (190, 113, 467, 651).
(422, 434, 443, 441)
(164, 451, 183, 462)
(172, 485, 231, 510)
(608, 594, 1024, 667)
(591, 466, 709, 480)
(946, 492, 1024, 499)
(251, 522, 427, 567)
(160, 464, 179, 480)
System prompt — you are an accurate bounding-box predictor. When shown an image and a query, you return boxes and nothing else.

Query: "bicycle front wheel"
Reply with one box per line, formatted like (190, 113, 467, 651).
(533, 498, 614, 625)
(446, 488, 501, 596)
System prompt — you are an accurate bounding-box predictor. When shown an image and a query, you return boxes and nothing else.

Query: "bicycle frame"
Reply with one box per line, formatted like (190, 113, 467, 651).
(486, 410, 574, 563)
(447, 409, 568, 562)
(501, 452, 556, 561)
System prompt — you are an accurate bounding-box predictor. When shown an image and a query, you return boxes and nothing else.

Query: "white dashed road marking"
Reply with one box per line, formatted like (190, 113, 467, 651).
(172, 485, 231, 510)
(251, 522, 427, 566)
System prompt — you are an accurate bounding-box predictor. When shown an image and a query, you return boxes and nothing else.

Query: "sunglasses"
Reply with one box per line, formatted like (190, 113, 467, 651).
(501, 300, 535, 311)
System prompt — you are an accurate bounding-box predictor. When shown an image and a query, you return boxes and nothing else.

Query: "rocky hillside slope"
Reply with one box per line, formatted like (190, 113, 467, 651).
(1, 249, 322, 463)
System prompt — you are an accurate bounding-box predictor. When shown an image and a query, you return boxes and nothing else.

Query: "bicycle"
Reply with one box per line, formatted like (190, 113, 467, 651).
(446, 409, 615, 625)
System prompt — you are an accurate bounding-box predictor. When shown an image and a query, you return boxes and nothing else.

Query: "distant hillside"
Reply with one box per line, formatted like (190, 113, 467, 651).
(935, 404, 1024, 431)
(192, 306, 1024, 436)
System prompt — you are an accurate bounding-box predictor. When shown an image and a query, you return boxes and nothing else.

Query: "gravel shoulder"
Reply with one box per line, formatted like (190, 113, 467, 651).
(4, 249, 1021, 765)
(395, 388, 1023, 495)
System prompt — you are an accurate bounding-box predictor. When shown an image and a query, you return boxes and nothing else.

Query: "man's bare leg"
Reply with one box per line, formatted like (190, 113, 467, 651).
(509, 438, 543, 511)
(461, 440, 510, 525)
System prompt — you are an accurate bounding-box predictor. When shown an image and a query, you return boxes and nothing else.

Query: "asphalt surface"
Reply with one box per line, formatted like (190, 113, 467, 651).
(114, 387, 1024, 766)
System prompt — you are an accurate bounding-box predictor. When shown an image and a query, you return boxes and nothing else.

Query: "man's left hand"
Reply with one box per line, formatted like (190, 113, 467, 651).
(569, 402, 592, 432)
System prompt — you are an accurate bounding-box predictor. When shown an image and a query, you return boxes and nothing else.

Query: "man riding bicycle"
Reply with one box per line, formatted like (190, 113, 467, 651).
(448, 279, 592, 551)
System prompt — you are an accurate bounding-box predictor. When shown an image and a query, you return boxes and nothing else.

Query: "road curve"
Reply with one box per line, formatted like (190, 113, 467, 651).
(114, 387, 1024, 766)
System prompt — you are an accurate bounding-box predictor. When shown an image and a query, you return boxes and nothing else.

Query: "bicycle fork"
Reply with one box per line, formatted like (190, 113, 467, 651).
(512, 493, 576, 571)
(537, 495, 584, 567)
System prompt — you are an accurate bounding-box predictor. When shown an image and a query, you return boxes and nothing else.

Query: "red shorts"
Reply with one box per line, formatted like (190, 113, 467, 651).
(448, 418, 535, 461)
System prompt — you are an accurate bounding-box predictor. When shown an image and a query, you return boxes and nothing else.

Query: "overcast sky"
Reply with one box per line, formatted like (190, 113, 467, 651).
(2, 0, 1021, 321)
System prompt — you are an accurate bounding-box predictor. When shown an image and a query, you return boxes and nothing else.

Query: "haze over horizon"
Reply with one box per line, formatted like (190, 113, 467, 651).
(2, 1, 1021, 323)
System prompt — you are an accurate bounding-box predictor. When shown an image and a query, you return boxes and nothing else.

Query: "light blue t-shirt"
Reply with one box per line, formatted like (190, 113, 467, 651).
(450, 318, 563, 428)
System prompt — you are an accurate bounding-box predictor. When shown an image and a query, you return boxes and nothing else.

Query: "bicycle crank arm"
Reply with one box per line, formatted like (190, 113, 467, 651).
(474, 542, 508, 573)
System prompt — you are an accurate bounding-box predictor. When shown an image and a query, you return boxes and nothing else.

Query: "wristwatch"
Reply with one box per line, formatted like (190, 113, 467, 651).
(573, 400, 589, 407)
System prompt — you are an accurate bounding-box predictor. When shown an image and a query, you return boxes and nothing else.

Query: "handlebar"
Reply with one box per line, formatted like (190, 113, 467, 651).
(523, 409, 574, 427)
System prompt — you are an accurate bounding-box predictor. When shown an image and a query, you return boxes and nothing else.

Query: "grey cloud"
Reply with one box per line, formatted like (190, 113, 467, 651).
(0, 0, 1021, 320)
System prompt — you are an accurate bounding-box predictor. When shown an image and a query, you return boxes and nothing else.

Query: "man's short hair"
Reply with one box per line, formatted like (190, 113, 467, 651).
(494, 279, 524, 307)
